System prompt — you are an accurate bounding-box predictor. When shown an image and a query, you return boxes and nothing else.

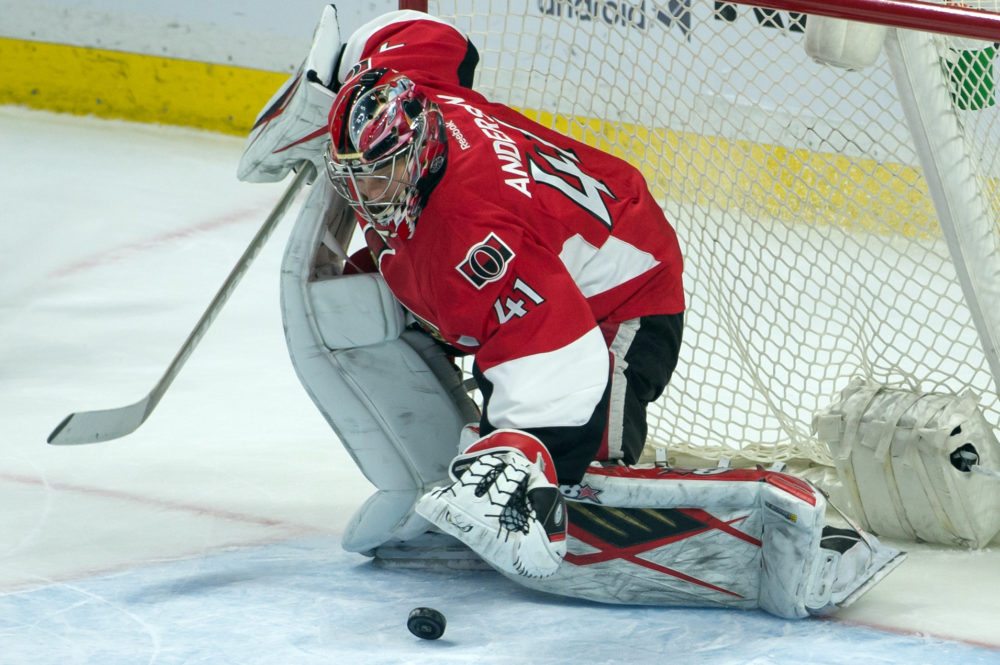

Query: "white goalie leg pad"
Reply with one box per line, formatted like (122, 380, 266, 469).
(416, 430, 568, 578)
(237, 5, 343, 183)
(505, 466, 903, 618)
(281, 178, 479, 554)
(544, 467, 767, 610)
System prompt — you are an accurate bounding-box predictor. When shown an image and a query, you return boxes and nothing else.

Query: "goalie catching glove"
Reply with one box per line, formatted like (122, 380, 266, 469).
(415, 430, 567, 578)
(237, 5, 343, 183)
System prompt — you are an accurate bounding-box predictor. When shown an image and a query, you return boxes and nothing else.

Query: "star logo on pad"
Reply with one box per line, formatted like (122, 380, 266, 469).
(576, 484, 602, 503)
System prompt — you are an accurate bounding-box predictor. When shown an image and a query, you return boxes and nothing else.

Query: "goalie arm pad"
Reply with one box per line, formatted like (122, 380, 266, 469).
(237, 5, 344, 183)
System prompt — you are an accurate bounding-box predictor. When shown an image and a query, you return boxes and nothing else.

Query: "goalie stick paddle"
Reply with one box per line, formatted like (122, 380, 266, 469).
(47, 161, 317, 445)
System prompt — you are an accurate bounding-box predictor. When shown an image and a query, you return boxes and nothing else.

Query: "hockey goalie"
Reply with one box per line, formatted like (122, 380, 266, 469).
(237, 5, 904, 619)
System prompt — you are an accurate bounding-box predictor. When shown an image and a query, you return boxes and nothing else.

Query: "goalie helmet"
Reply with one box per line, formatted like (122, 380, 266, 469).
(325, 68, 448, 241)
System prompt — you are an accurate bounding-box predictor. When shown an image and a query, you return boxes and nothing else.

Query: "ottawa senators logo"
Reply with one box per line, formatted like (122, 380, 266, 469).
(456, 232, 514, 289)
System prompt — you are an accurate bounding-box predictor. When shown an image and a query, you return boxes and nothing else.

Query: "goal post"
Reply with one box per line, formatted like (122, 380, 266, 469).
(398, 0, 1000, 467)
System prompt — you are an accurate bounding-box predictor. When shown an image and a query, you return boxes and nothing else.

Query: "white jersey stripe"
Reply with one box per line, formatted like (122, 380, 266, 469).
(559, 234, 660, 298)
(482, 326, 608, 429)
(605, 318, 641, 461)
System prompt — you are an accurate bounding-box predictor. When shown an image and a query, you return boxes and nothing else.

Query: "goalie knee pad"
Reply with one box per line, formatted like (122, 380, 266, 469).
(281, 177, 479, 553)
(814, 378, 1000, 548)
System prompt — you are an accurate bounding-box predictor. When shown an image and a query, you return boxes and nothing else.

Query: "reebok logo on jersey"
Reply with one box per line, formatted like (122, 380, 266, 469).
(438, 95, 532, 197)
(445, 120, 471, 151)
(457, 233, 514, 289)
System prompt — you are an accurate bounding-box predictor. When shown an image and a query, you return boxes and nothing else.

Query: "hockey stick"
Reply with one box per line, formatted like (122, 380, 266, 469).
(47, 161, 317, 445)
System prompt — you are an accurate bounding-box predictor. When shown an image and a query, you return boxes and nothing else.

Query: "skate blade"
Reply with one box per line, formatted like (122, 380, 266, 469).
(829, 550, 908, 612)
(369, 532, 492, 571)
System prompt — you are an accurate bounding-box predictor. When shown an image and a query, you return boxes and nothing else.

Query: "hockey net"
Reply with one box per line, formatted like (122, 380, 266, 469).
(412, 0, 1000, 467)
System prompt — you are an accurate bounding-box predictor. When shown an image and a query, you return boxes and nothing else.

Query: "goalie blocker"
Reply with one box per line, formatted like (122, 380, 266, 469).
(242, 4, 903, 619)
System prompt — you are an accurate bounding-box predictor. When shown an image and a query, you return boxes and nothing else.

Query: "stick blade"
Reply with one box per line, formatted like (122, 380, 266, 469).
(47, 398, 151, 445)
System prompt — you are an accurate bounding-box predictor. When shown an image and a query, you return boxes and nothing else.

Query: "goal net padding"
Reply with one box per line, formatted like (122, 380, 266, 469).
(415, 0, 1000, 544)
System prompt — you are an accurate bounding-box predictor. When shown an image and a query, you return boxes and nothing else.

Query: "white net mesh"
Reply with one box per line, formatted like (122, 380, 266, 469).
(427, 0, 1000, 466)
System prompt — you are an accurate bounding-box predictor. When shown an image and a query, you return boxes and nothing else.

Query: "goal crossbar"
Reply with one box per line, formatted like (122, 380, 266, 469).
(735, 0, 1000, 42)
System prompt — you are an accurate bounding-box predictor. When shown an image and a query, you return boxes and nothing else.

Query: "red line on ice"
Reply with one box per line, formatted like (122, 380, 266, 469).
(819, 614, 1000, 651)
(46, 207, 266, 280)
(0, 471, 328, 534)
(0, 471, 339, 593)
(0, 530, 335, 595)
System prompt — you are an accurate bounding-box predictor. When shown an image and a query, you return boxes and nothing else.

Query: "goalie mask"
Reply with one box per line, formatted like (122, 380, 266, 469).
(325, 68, 448, 240)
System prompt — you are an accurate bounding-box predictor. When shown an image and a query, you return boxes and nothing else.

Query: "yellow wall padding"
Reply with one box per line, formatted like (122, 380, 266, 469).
(0, 37, 288, 135)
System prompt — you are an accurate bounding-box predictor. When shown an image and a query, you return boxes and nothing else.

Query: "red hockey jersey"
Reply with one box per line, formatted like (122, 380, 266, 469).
(341, 12, 684, 471)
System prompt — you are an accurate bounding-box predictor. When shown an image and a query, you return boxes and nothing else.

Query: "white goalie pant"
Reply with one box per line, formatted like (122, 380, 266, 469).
(280, 176, 479, 554)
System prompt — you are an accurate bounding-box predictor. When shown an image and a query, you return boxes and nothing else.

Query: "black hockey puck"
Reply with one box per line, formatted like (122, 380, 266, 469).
(407, 607, 446, 640)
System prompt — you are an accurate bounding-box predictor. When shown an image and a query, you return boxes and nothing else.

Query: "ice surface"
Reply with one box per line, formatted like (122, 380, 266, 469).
(1, 107, 999, 664)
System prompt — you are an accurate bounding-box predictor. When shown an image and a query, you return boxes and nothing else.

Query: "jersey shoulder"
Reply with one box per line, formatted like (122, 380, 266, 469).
(340, 11, 477, 89)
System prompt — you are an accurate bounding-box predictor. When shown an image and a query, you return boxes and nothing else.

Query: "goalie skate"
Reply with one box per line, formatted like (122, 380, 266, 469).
(808, 526, 907, 614)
